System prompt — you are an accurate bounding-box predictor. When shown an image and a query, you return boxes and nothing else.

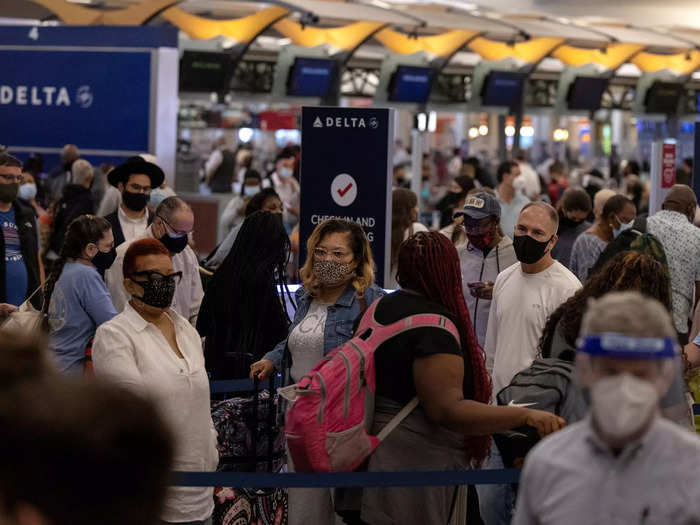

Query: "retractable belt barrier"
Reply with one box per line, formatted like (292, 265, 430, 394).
(196, 377, 520, 488)
(172, 469, 521, 488)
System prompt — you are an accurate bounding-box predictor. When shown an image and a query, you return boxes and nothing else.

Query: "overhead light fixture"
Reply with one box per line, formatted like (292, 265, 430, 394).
(520, 126, 534, 137)
(553, 128, 569, 142)
(416, 112, 427, 132)
(505, 125, 515, 137)
(478, 124, 489, 136)
(238, 128, 254, 143)
(468, 126, 479, 139)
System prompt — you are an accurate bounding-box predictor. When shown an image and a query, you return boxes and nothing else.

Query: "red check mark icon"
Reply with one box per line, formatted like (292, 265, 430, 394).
(337, 183, 353, 197)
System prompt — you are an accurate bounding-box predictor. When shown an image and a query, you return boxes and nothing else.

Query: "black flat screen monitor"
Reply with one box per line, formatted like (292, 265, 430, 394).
(179, 51, 229, 92)
(481, 71, 525, 108)
(388, 66, 434, 103)
(287, 57, 338, 97)
(567, 76, 609, 111)
(645, 81, 683, 114)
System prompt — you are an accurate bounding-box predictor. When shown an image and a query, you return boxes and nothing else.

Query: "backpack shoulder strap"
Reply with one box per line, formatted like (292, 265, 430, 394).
(376, 397, 419, 442)
(365, 312, 461, 348)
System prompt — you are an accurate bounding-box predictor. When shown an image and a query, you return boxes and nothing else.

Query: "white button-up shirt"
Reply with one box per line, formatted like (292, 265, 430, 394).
(513, 416, 700, 525)
(117, 205, 150, 244)
(105, 225, 204, 324)
(92, 303, 218, 523)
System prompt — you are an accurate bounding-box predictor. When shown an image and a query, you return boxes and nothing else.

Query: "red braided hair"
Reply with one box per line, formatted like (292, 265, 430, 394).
(397, 231, 492, 464)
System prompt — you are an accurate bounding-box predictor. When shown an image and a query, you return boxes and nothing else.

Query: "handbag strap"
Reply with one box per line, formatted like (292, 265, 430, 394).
(376, 397, 419, 442)
(22, 284, 45, 311)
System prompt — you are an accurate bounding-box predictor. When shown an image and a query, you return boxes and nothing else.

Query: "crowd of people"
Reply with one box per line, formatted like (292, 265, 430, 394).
(2, 139, 700, 525)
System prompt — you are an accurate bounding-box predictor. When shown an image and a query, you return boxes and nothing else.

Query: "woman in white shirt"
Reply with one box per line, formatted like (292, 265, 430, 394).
(388, 188, 428, 289)
(92, 237, 218, 525)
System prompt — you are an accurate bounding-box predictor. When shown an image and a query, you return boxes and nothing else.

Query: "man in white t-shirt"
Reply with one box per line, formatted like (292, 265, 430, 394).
(485, 202, 581, 394)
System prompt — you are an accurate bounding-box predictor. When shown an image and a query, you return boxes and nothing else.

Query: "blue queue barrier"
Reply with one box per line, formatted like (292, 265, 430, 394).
(172, 469, 521, 488)
(203, 377, 521, 488)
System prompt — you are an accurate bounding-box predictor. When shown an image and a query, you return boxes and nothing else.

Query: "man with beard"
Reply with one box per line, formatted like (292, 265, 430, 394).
(0, 153, 42, 312)
(104, 157, 162, 248)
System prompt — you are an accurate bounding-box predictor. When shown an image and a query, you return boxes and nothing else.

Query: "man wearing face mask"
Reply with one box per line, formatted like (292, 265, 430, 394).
(454, 192, 517, 348)
(550, 188, 592, 270)
(104, 157, 162, 248)
(266, 149, 300, 231)
(106, 197, 203, 325)
(219, 169, 263, 235)
(646, 184, 700, 344)
(0, 153, 42, 311)
(513, 291, 700, 525)
(485, 202, 581, 393)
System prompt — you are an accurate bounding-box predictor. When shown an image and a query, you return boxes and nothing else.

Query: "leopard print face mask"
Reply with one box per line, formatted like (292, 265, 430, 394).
(313, 259, 354, 287)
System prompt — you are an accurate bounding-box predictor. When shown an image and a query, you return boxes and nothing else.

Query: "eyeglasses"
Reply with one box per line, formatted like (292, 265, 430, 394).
(129, 270, 183, 285)
(0, 173, 23, 184)
(158, 215, 192, 238)
(314, 247, 352, 261)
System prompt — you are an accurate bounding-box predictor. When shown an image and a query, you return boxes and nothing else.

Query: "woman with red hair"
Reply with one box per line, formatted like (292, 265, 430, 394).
(360, 232, 564, 525)
(92, 238, 218, 525)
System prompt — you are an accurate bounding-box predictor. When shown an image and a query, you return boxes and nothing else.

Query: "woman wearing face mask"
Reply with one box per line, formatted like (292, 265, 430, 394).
(569, 194, 635, 281)
(45, 215, 117, 374)
(93, 238, 218, 525)
(218, 169, 263, 235)
(389, 188, 428, 289)
(454, 192, 517, 348)
(550, 188, 592, 269)
(250, 219, 384, 525)
(268, 149, 300, 231)
(19, 171, 51, 255)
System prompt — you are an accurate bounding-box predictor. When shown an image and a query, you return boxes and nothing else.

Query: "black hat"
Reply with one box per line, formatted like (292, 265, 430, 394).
(108, 157, 165, 189)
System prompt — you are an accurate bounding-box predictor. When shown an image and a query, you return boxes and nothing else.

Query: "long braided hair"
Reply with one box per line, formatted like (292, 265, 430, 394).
(199, 211, 294, 379)
(538, 251, 672, 359)
(397, 231, 492, 464)
(42, 215, 111, 315)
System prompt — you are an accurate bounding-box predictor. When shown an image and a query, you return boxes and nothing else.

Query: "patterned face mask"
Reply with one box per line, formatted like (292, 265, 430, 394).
(313, 259, 354, 287)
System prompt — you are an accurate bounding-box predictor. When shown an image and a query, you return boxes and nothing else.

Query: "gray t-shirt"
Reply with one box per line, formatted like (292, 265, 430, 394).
(288, 301, 330, 383)
(569, 232, 608, 281)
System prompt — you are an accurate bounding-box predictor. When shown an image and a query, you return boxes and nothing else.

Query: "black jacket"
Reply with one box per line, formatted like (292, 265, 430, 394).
(0, 199, 41, 308)
(49, 184, 94, 255)
(105, 208, 154, 248)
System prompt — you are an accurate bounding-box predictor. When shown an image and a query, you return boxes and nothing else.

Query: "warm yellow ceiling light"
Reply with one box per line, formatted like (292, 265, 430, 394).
(29, 0, 181, 24)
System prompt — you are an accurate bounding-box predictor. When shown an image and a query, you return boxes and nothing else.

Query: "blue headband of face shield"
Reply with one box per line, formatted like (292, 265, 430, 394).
(577, 333, 678, 360)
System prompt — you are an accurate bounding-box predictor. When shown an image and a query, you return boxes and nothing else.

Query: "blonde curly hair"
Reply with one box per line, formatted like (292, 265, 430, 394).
(300, 219, 375, 298)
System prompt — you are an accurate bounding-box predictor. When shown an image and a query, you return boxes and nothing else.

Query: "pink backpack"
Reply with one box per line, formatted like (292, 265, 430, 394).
(279, 299, 461, 472)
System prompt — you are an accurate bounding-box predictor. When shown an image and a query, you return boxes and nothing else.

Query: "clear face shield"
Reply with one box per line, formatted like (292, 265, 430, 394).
(576, 333, 688, 446)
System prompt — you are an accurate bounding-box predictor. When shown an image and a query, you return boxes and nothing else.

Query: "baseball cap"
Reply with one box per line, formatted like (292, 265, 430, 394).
(455, 192, 501, 220)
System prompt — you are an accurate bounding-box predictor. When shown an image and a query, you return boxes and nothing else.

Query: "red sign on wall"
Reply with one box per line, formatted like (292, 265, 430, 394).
(662, 143, 676, 188)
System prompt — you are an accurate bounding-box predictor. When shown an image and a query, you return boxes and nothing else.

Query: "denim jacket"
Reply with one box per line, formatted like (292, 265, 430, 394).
(263, 283, 385, 372)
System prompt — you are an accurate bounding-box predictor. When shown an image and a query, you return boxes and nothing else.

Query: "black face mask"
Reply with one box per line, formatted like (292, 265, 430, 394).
(513, 234, 553, 264)
(132, 277, 177, 309)
(122, 190, 148, 212)
(559, 216, 585, 231)
(0, 183, 19, 204)
(91, 248, 117, 271)
(158, 233, 189, 254)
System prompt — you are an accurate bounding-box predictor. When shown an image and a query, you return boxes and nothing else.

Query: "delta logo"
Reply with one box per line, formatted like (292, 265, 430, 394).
(0, 85, 94, 108)
(313, 116, 379, 129)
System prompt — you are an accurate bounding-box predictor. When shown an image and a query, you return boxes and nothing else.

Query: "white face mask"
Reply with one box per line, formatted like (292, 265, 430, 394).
(590, 373, 659, 442)
(243, 185, 260, 197)
(19, 183, 37, 201)
(278, 166, 294, 179)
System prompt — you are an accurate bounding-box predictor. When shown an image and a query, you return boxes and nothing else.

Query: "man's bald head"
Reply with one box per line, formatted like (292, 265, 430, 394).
(60, 144, 79, 164)
(663, 184, 697, 221)
(520, 202, 559, 236)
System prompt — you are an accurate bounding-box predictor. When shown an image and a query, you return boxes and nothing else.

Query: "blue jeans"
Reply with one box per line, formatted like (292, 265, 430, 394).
(476, 442, 516, 525)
